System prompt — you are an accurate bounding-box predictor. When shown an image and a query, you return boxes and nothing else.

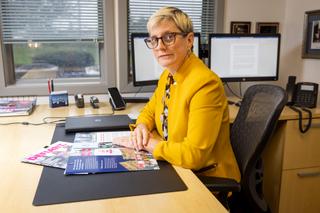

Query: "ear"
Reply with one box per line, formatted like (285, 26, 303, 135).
(186, 32, 194, 50)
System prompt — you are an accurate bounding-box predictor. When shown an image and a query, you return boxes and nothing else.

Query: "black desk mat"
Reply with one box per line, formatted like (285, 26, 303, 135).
(33, 124, 187, 206)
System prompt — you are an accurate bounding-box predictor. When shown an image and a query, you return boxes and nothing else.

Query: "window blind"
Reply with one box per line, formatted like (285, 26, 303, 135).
(0, 0, 104, 44)
(128, 0, 216, 43)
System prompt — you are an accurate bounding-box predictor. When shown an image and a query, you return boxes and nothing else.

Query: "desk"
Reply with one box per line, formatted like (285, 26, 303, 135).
(261, 106, 320, 213)
(0, 103, 227, 213)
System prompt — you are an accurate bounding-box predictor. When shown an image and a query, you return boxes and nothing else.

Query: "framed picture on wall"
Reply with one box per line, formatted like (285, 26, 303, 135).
(302, 10, 320, 59)
(256, 22, 279, 34)
(230, 21, 251, 34)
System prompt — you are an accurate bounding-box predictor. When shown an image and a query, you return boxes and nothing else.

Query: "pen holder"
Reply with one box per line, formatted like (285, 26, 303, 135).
(49, 91, 69, 108)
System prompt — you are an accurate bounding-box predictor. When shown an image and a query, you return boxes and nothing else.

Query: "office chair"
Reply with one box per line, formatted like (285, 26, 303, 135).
(197, 84, 287, 212)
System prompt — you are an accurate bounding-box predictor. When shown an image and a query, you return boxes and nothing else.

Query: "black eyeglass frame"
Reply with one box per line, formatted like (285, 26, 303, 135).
(144, 32, 188, 49)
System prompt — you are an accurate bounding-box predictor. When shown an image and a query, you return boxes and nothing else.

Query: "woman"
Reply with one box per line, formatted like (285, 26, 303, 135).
(115, 7, 240, 181)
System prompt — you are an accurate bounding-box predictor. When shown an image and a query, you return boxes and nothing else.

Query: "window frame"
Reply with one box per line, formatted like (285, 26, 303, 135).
(0, 0, 116, 96)
(117, 0, 225, 93)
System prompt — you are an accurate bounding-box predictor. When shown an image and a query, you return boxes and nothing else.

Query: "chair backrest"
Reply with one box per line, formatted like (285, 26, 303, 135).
(231, 84, 287, 211)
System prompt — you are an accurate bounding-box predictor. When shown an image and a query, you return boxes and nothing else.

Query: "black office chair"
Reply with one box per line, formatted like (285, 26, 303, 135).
(197, 84, 287, 212)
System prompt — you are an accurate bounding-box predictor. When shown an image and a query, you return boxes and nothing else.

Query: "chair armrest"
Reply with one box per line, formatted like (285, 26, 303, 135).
(197, 175, 241, 193)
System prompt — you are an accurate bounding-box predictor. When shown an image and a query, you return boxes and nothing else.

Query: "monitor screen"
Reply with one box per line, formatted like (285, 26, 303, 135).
(208, 34, 280, 82)
(131, 33, 200, 86)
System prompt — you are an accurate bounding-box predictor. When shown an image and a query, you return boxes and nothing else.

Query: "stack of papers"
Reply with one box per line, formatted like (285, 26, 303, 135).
(0, 98, 36, 116)
(21, 131, 160, 175)
(65, 131, 160, 175)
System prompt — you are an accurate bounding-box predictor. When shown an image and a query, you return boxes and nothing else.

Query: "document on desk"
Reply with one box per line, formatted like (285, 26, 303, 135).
(64, 131, 160, 175)
(73, 131, 133, 148)
(21, 141, 73, 169)
(33, 124, 187, 206)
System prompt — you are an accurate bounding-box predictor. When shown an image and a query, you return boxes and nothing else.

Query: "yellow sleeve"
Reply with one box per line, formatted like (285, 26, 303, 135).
(153, 79, 226, 170)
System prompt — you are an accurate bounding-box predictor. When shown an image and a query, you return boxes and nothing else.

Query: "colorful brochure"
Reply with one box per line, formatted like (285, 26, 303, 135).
(64, 131, 160, 175)
(21, 141, 72, 169)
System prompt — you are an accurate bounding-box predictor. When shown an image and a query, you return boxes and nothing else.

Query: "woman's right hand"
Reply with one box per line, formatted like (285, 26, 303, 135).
(130, 123, 151, 151)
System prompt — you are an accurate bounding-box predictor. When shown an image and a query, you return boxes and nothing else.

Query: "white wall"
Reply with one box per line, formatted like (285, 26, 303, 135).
(224, 0, 320, 104)
(224, 0, 285, 33)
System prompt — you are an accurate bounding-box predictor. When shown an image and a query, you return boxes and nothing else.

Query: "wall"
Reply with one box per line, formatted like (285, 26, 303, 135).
(224, 0, 320, 104)
(224, 0, 285, 32)
(281, 0, 320, 85)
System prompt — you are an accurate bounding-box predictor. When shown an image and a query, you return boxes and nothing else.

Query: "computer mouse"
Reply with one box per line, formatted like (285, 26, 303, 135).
(90, 96, 99, 108)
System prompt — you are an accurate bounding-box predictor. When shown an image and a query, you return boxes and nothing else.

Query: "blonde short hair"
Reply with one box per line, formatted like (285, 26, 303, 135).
(147, 7, 194, 34)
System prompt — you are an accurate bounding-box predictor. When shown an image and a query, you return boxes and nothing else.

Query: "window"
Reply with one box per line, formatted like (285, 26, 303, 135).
(128, 0, 215, 44)
(0, 0, 116, 95)
(116, 0, 224, 93)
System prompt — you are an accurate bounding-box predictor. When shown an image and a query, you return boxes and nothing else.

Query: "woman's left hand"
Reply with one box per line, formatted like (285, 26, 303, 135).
(113, 131, 161, 153)
(130, 123, 150, 151)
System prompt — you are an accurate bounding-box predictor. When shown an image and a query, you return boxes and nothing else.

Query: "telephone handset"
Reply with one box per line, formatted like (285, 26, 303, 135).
(286, 76, 319, 133)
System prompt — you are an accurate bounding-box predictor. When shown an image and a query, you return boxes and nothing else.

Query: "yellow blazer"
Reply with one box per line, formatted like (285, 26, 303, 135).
(136, 53, 240, 181)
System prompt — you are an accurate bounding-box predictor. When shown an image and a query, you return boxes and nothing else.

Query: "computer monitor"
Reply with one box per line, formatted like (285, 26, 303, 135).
(208, 33, 281, 82)
(131, 32, 200, 86)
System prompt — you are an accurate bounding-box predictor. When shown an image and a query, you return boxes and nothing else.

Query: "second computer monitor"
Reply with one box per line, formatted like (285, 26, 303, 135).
(131, 32, 200, 86)
(208, 33, 281, 82)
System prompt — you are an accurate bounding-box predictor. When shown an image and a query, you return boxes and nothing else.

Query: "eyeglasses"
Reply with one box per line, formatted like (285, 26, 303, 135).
(144, 32, 187, 49)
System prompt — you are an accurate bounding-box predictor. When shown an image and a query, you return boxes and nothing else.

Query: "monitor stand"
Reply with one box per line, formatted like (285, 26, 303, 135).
(123, 97, 150, 103)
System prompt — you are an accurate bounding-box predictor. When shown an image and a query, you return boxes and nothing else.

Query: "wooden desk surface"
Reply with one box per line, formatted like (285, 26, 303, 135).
(0, 103, 227, 213)
(228, 102, 320, 122)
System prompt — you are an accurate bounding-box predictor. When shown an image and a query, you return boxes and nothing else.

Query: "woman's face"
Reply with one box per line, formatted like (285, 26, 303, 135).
(149, 20, 194, 73)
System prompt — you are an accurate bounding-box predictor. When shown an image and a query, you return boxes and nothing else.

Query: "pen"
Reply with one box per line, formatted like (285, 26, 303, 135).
(48, 79, 51, 94)
(51, 79, 54, 92)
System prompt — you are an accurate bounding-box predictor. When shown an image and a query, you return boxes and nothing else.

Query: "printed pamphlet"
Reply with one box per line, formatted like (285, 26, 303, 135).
(0, 98, 36, 116)
(64, 131, 160, 175)
(21, 141, 73, 169)
(73, 131, 118, 149)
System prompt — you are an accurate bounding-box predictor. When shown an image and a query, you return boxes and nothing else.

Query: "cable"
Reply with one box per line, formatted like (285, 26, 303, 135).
(0, 121, 44, 126)
(289, 106, 312, 133)
(239, 82, 243, 97)
(42, 116, 66, 124)
(0, 112, 116, 126)
(0, 121, 27, 125)
(134, 86, 144, 97)
(0, 116, 66, 126)
(110, 107, 115, 115)
(224, 83, 242, 99)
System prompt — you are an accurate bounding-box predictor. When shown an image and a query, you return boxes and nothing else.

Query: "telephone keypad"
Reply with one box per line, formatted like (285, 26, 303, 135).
(295, 91, 316, 108)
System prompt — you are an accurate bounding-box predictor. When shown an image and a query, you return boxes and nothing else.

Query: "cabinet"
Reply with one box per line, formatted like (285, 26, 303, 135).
(279, 167, 320, 212)
(263, 117, 320, 213)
